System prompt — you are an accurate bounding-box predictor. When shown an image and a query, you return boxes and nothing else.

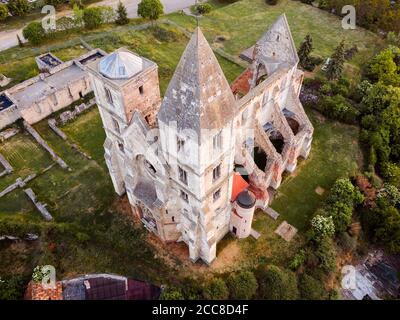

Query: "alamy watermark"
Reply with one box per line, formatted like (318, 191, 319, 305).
(341, 5, 356, 30)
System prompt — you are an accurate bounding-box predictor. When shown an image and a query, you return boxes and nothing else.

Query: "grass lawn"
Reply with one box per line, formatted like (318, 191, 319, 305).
(168, 0, 383, 69)
(62, 108, 107, 167)
(0, 133, 54, 191)
(270, 109, 362, 231)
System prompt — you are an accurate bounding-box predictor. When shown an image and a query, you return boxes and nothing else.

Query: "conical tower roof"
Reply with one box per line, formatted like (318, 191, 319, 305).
(158, 28, 235, 138)
(255, 14, 299, 69)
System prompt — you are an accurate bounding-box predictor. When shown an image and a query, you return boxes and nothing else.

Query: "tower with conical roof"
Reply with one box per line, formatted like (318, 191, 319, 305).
(158, 28, 237, 264)
(250, 14, 299, 88)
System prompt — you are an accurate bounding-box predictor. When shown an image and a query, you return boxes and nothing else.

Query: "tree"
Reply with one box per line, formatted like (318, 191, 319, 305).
(368, 46, 400, 87)
(311, 215, 335, 240)
(314, 237, 337, 273)
(0, 4, 9, 21)
(325, 202, 353, 233)
(137, 0, 164, 25)
(364, 198, 400, 253)
(203, 278, 229, 300)
(326, 40, 346, 80)
(7, 0, 30, 17)
(196, 3, 212, 15)
(298, 274, 326, 300)
(83, 7, 103, 29)
(228, 271, 258, 300)
(327, 178, 364, 207)
(116, 1, 128, 25)
(257, 265, 299, 300)
(298, 34, 313, 69)
(378, 184, 400, 206)
(23, 21, 46, 45)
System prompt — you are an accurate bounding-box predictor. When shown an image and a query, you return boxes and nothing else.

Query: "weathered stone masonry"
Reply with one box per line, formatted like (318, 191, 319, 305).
(88, 14, 313, 265)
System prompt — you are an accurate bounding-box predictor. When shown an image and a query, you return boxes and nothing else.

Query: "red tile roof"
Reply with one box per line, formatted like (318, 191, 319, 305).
(231, 173, 249, 201)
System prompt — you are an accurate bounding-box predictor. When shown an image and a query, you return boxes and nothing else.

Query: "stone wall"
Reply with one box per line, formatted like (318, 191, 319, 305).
(24, 122, 69, 170)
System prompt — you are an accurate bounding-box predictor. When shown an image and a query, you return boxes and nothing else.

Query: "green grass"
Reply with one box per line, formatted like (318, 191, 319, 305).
(0, 133, 54, 192)
(270, 109, 362, 231)
(168, 0, 383, 69)
(29, 120, 114, 221)
(62, 108, 106, 167)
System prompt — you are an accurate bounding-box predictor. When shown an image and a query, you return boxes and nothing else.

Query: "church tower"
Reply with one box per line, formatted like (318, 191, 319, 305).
(87, 48, 161, 195)
(158, 28, 237, 264)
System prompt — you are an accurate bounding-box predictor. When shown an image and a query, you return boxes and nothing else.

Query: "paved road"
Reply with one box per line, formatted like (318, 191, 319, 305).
(0, 0, 196, 52)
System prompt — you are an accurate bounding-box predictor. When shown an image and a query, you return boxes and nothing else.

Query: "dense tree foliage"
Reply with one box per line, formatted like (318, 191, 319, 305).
(0, 275, 29, 300)
(256, 265, 299, 300)
(7, 0, 30, 17)
(137, 0, 164, 24)
(298, 274, 327, 300)
(318, 178, 364, 233)
(311, 215, 335, 240)
(203, 278, 229, 300)
(83, 7, 103, 29)
(227, 271, 258, 300)
(22, 22, 46, 45)
(303, 0, 400, 33)
(0, 3, 9, 21)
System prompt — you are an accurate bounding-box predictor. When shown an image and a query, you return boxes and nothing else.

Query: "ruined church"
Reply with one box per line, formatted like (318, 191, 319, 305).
(86, 14, 313, 265)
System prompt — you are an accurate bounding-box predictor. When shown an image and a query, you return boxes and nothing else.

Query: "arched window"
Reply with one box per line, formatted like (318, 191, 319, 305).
(104, 87, 113, 105)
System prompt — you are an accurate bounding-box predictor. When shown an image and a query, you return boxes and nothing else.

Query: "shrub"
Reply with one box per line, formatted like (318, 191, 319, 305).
(0, 4, 9, 21)
(228, 271, 258, 300)
(311, 215, 335, 241)
(160, 287, 184, 300)
(314, 238, 337, 273)
(298, 274, 326, 300)
(257, 265, 299, 300)
(83, 7, 103, 29)
(0, 275, 28, 300)
(325, 202, 353, 233)
(327, 178, 364, 207)
(381, 162, 400, 186)
(289, 249, 306, 271)
(56, 16, 78, 32)
(266, 0, 279, 5)
(337, 232, 357, 252)
(31, 266, 50, 283)
(196, 3, 212, 15)
(100, 6, 116, 24)
(7, 0, 30, 17)
(203, 278, 229, 300)
(378, 184, 400, 206)
(320, 94, 359, 124)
